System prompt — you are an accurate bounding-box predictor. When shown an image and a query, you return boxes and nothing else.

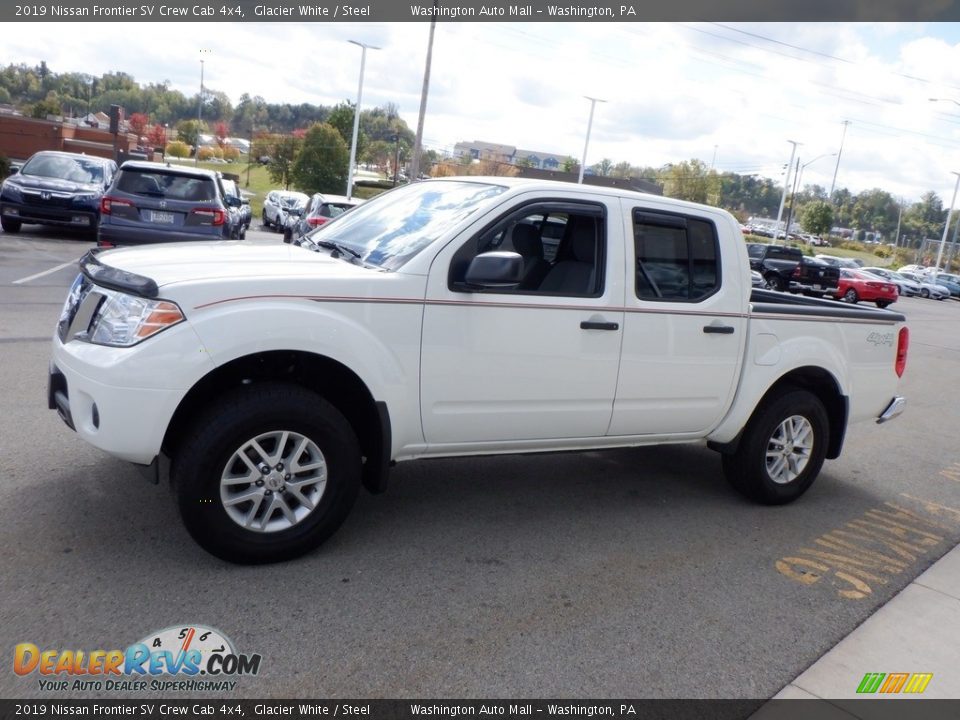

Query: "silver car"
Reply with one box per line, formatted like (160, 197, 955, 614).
(860, 267, 921, 297)
(261, 189, 309, 231)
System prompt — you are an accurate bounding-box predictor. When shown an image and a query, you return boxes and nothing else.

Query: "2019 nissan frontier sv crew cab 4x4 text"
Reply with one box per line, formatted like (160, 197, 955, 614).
(48, 178, 909, 563)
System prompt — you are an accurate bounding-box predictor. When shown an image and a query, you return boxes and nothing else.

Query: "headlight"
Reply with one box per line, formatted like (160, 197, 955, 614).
(88, 289, 185, 347)
(1, 179, 23, 198)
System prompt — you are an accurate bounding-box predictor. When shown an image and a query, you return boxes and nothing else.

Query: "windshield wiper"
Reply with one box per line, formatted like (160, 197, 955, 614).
(312, 239, 363, 261)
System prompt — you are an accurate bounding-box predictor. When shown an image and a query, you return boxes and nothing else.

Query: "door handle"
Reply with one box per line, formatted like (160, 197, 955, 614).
(703, 325, 735, 334)
(580, 320, 619, 331)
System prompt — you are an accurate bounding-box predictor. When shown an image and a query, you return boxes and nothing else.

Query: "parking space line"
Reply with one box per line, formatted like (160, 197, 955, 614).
(12, 261, 77, 285)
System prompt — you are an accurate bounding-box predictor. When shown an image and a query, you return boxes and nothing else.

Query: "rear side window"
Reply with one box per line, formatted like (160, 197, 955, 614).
(116, 170, 217, 202)
(633, 210, 720, 302)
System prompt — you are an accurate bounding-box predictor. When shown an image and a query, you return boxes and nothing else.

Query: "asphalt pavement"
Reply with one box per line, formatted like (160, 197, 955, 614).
(1, 225, 959, 711)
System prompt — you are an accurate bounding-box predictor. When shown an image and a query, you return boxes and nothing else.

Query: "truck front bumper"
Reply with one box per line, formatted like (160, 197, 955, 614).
(877, 396, 905, 424)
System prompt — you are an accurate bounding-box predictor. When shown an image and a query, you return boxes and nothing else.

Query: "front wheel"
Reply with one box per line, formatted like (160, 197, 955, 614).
(765, 274, 785, 292)
(1, 216, 22, 233)
(921, 288, 930, 298)
(721, 387, 829, 505)
(173, 383, 362, 564)
(876, 301, 891, 308)
(843, 288, 859, 303)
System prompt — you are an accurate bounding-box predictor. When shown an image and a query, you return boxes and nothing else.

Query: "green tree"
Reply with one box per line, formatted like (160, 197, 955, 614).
(561, 156, 579, 173)
(592, 158, 614, 177)
(327, 101, 363, 159)
(291, 123, 349, 194)
(660, 159, 720, 205)
(175, 119, 203, 151)
(268, 135, 303, 190)
(799, 201, 834, 237)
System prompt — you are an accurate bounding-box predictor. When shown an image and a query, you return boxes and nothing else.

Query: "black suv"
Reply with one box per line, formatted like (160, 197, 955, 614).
(747, 243, 840, 296)
(0, 151, 117, 236)
(97, 161, 244, 247)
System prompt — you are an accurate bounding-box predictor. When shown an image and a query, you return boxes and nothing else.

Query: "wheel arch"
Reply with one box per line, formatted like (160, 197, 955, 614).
(709, 365, 848, 460)
(162, 350, 391, 494)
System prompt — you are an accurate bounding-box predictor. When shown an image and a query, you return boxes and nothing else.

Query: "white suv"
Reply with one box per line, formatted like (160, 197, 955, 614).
(261, 190, 308, 230)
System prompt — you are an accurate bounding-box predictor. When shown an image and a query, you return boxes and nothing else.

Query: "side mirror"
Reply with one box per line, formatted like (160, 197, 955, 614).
(241, 198, 250, 206)
(225, 195, 241, 208)
(465, 251, 524, 289)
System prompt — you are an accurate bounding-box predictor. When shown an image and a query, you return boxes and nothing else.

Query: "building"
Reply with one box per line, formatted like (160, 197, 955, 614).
(0, 115, 138, 163)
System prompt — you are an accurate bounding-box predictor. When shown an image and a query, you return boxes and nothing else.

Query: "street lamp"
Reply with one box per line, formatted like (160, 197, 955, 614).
(195, 50, 210, 165)
(933, 171, 960, 280)
(346, 40, 381, 200)
(578, 96, 606, 184)
(828, 120, 850, 201)
(775, 140, 801, 236)
(929, 97, 960, 108)
(796, 152, 837, 191)
(783, 153, 837, 240)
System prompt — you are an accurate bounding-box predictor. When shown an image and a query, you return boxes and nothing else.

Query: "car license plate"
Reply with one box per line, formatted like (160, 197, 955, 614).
(149, 210, 175, 224)
(813, 284, 822, 290)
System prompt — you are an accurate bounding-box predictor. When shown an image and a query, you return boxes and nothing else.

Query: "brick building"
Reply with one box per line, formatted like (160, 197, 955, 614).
(0, 115, 138, 163)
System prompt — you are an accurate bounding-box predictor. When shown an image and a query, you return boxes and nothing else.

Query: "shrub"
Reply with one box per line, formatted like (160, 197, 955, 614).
(197, 146, 217, 161)
(222, 145, 241, 162)
(165, 141, 190, 158)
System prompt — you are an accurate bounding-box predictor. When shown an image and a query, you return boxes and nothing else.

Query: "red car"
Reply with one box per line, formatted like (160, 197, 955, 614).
(834, 268, 898, 308)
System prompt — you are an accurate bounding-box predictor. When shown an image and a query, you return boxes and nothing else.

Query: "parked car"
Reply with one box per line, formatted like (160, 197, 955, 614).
(0, 151, 117, 236)
(832, 268, 898, 308)
(97, 161, 241, 247)
(815, 254, 862, 269)
(750, 270, 765, 288)
(920, 269, 960, 298)
(746, 243, 840, 296)
(283, 193, 363, 243)
(221, 178, 251, 239)
(860, 267, 921, 297)
(897, 271, 950, 300)
(262, 190, 309, 230)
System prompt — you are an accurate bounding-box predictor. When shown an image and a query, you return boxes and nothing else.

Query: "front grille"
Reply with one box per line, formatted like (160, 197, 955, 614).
(21, 191, 73, 209)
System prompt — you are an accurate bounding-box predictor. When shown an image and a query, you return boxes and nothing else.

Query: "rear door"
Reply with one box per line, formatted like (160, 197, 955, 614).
(608, 201, 748, 436)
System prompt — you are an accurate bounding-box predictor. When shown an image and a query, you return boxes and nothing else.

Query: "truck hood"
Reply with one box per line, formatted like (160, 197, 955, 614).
(95, 241, 375, 288)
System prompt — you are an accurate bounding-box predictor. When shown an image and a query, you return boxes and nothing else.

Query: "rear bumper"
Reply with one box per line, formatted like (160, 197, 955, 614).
(877, 396, 905, 424)
(98, 222, 229, 246)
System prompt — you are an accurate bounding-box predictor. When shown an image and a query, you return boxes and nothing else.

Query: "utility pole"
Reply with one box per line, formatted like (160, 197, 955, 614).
(828, 120, 851, 201)
(775, 140, 801, 236)
(894, 198, 903, 248)
(783, 156, 802, 240)
(409, 12, 437, 182)
(195, 50, 210, 166)
(578, 96, 606, 184)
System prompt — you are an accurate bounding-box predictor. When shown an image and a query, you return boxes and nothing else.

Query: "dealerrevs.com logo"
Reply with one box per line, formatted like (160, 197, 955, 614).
(856, 672, 933, 694)
(14, 625, 262, 693)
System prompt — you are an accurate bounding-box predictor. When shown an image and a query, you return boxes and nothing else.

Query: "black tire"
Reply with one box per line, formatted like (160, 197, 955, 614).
(238, 224, 246, 240)
(765, 274, 785, 292)
(1, 216, 22, 233)
(843, 288, 859, 304)
(172, 383, 362, 564)
(876, 301, 891, 309)
(721, 387, 829, 505)
(921, 288, 930, 298)
(261, 209, 270, 228)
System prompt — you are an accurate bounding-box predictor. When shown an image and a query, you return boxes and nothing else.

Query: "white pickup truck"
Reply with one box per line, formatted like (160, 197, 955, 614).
(49, 178, 909, 563)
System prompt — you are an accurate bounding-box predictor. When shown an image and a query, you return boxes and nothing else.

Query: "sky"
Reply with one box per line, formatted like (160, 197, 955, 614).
(8, 21, 960, 205)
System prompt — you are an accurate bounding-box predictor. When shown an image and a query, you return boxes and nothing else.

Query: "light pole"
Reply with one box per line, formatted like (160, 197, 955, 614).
(346, 40, 380, 200)
(578, 96, 606, 184)
(195, 50, 210, 165)
(410, 14, 437, 182)
(828, 120, 850, 201)
(929, 97, 960, 109)
(795, 152, 836, 192)
(933, 171, 960, 279)
(775, 140, 801, 236)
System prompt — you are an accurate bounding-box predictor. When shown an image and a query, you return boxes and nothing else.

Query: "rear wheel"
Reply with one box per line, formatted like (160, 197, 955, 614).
(721, 387, 829, 505)
(876, 301, 891, 308)
(261, 209, 270, 228)
(173, 383, 362, 564)
(921, 288, 930, 298)
(1, 216, 21, 233)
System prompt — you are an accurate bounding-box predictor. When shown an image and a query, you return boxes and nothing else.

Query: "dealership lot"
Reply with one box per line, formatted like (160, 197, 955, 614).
(2, 227, 960, 700)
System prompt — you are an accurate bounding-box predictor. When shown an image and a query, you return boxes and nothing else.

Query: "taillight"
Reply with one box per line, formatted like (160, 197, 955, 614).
(100, 196, 133, 214)
(307, 216, 328, 227)
(191, 208, 225, 226)
(895, 327, 909, 378)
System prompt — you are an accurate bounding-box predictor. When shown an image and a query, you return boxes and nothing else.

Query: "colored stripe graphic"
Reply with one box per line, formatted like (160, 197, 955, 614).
(856, 672, 933, 694)
(904, 673, 934, 694)
(857, 673, 885, 694)
(880, 673, 909, 693)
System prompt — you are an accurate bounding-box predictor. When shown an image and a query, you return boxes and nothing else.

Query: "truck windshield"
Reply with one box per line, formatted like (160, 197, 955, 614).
(310, 180, 507, 270)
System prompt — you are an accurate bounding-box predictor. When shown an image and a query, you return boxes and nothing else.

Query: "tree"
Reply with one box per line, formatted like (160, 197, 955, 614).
(267, 135, 303, 190)
(561, 156, 579, 173)
(146, 123, 167, 149)
(592, 158, 614, 177)
(214, 121, 230, 147)
(327, 101, 363, 159)
(660, 159, 721, 205)
(175, 119, 203, 152)
(290, 123, 349, 194)
(127, 112, 148, 139)
(799, 201, 834, 237)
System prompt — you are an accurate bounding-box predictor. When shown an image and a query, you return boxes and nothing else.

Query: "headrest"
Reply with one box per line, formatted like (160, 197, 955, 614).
(512, 224, 542, 258)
